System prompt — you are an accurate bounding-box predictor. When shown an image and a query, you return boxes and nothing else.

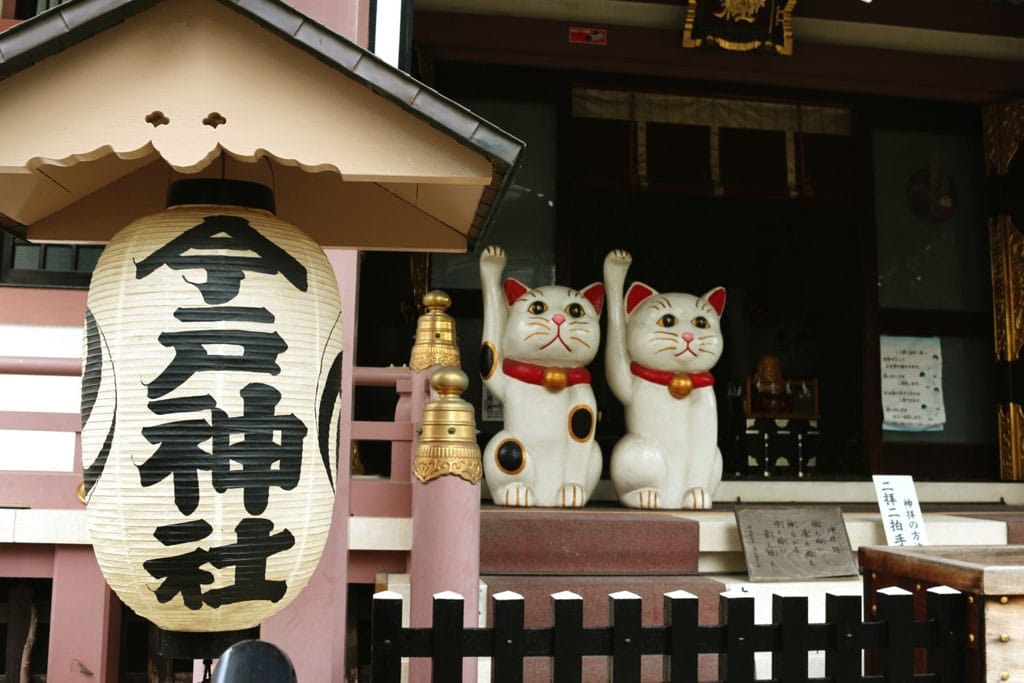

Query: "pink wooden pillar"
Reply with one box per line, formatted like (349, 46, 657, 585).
(48, 546, 120, 682)
(408, 368, 481, 683)
(261, 248, 359, 682)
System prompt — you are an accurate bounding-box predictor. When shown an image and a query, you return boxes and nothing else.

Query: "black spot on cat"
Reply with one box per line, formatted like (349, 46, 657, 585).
(480, 342, 497, 380)
(496, 439, 525, 474)
(569, 406, 594, 442)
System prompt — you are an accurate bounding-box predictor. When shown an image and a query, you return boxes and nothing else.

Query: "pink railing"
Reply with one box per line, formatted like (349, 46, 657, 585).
(0, 353, 427, 525)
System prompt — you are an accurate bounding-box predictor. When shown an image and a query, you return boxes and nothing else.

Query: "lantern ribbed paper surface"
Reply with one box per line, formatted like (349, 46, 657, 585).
(82, 200, 342, 633)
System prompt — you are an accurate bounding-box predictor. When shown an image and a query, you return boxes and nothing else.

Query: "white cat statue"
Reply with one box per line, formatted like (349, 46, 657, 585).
(603, 249, 725, 510)
(479, 245, 605, 507)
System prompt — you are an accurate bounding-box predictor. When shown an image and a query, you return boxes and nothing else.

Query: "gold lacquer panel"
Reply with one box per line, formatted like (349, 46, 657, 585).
(985, 101, 1024, 479)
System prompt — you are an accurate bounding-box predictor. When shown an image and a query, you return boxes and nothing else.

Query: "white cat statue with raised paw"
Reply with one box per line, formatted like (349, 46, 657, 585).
(479, 245, 605, 507)
(603, 249, 725, 510)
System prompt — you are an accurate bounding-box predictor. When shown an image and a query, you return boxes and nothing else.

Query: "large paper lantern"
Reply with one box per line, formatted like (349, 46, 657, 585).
(81, 179, 343, 648)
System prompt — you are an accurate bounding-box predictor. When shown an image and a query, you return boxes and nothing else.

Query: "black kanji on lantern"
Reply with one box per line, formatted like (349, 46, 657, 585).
(140, 384, 305, 516)
(144, 517, 294, 610)
(144, 519, 216, 609)
(140, 404, 220, 515)
(134, 215, 308, 303)
(204, 518, 295, 608)
(147, 329, 287, 400)
(211, 383, 305, 515)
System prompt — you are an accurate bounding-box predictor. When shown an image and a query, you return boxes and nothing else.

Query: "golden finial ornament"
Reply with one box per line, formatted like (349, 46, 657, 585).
(413, 367, 482, 484)
(409, 290, 461, 372)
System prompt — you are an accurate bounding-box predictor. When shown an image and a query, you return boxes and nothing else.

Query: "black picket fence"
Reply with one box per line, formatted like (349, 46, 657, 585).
(370, 585, 967, 682)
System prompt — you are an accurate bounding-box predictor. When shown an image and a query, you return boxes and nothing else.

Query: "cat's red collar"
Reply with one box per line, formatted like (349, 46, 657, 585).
(630, 362, 714, 399)
(503, 359, 591, 391)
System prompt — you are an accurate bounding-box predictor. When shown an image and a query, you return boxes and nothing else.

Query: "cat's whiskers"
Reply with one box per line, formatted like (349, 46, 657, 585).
(523, 331, 548, 341)
(654, 345, 678, 354)
(570, 336, 592, 349)
(526, 321, 550, 329)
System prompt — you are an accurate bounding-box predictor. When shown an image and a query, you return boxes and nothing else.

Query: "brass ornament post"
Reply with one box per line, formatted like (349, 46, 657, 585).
(409, 290, 461, 371)
(413, 367, 482, 484)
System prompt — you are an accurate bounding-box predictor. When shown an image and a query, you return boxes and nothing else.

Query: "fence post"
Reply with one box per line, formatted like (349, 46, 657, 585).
(610, 591, 642, 683)
(926, 586, 966, 682)
(875, 586, 914, 683)
(663, 590, 699, 683)
(772, 594, 809, 683)
(720, 591, 755, 682)
(371, 590, 404, 683)
(431, 591, 466, 682)
(552, 591, 584, 683)
(492, 591, 526, 683)
(825, 593, 863, 683)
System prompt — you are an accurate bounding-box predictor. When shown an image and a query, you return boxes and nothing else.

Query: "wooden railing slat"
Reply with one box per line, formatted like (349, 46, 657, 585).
(370, 592, 403, 683)
(664, 590, 699, 683)
(927, 586, 966, 683)
(720, 592, 755, 682)
(610, 591, 642, 683)
(492, 592, 525, 683)
(370, 586, 970, 682)
(431, 592, 465, 681)
(552, 591, 584, 683)
(876, 587, 914, 682)
(772, 594, 809, 683)
(825, 593, 863, 683)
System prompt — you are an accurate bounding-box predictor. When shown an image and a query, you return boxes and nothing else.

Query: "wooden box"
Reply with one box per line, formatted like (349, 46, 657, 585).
(860, 545, 1024, 682)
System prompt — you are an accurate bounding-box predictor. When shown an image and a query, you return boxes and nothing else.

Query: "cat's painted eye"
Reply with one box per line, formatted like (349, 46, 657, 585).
(692, 316, 709, 329)
(528, 301, 548, 315)
(657, 314, 677, 327)
(566, 303, 585, 318)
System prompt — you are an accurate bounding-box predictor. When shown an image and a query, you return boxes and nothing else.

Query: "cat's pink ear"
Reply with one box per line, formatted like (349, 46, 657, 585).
(503, 278, 529, 306)
(625, 282, 656, 315)
(580, 283, 605, 316)
(705, 287, 726, 316)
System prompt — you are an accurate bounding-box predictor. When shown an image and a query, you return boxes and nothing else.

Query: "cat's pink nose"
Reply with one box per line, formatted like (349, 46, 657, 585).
(682, 332, 695, 342)
(552, 313, 566, 325)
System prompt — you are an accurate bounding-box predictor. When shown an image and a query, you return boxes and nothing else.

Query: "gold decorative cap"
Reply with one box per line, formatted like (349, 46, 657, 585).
(414, 367, 481, 484)
(409, 290, 461, 372)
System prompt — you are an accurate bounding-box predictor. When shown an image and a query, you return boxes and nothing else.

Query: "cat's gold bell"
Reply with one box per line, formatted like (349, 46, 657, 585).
(668, 373, 694, 399)
(410, 290, 461, 372)
(542, 367, 568, 391)
(414, 367, 482, 484)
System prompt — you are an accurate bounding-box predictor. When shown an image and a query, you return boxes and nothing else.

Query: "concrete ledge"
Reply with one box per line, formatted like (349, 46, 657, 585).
(677, 510, 1008, 573)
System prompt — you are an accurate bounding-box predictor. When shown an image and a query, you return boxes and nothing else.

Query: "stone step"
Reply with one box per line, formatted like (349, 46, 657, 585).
(480, 505, 701, 575)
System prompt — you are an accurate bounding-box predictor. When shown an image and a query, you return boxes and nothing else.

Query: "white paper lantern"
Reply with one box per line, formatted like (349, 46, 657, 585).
(81, 180, 342, 637)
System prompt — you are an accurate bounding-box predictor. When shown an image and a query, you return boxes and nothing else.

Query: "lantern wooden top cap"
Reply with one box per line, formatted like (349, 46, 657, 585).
(0, 0, 524, 253)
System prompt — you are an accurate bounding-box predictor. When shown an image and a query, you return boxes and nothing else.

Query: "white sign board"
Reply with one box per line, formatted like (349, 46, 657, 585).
(873, 475, 929, 546)
(880, 335, 945, 431)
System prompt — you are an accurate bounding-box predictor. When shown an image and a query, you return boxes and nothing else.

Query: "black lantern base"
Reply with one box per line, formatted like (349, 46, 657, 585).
(158, 627, 260, 660)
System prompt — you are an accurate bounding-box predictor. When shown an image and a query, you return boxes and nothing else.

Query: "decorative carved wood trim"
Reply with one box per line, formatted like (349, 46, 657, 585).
(986, 99, 1024, 480)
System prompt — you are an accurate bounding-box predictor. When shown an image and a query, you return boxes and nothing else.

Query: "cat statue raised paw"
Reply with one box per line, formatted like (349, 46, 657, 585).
(603, 249, 725, 510)
(479, 245, 604, 507)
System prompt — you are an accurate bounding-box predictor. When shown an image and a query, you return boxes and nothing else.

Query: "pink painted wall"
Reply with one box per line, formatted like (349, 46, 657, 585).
(287, 0, 372, 46)
(261, 248, 359, 683)
(0, 287, 86, 326)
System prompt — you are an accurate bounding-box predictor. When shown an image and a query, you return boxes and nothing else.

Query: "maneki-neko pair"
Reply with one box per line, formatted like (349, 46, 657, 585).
(479, 246, 726, 511)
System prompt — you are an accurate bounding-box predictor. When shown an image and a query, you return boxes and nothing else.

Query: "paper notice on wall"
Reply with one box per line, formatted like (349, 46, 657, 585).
(880, 335, 945, 431)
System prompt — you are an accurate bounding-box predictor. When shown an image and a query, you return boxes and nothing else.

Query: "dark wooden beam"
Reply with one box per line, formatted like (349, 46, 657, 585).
(415, 11, 1024, 103)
